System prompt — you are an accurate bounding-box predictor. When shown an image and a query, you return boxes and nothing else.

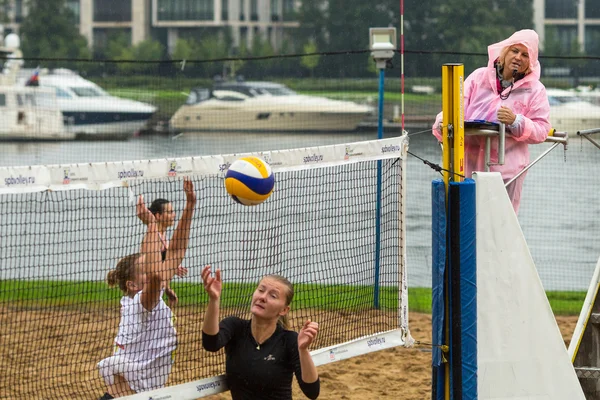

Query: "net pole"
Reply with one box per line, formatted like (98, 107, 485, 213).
(440, 63, 466, 400)
(400, 0, 405, 134)
(374, 67, 386, 309)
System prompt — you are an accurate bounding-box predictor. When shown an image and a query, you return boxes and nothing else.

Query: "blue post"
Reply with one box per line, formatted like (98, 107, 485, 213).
(377, 68, 385, 140)
(374, 68, 385, 309)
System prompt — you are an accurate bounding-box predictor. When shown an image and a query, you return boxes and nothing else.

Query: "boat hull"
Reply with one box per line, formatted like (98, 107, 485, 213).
(62, 112, 155, 138)
(170, 106, 371, 132)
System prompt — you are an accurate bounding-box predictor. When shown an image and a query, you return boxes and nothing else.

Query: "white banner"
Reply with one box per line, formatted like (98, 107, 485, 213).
(0, 136, 408, 194)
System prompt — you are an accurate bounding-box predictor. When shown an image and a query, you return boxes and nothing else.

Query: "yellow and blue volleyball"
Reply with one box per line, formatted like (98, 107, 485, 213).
(225, 156, 275, 206)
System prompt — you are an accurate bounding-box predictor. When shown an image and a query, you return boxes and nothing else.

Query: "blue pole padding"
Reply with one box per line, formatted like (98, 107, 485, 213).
(377, 68, 385, 140)
(449, 178, 477, 400)
(431, 179, 447, 400)
(373, 68, 385, 309)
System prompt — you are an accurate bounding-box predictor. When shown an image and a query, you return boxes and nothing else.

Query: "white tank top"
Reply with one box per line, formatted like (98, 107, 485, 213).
(114, 290, 176, 362)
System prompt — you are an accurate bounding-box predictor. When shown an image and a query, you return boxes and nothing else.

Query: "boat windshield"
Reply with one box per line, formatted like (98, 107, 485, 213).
(261, 87, 297, 96)
(70, 86, 107, 97)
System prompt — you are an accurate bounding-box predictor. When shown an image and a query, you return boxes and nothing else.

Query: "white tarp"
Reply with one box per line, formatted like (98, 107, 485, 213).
(474, 172, 584, 399)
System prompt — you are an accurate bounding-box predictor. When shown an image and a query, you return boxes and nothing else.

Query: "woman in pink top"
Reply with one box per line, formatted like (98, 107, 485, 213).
(432, 29, 551, 214)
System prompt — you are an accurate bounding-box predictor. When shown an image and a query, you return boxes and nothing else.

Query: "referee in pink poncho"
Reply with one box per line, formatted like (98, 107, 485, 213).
(433, 29, 551, 214)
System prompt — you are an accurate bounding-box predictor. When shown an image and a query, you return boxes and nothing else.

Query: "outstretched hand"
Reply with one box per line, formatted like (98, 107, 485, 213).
(175, 265, 189, 277)
(201, 265, 222, 300)
(183, 177, 196, 203)
(298, 320, 319, 351)
(136, 195, 156, 225)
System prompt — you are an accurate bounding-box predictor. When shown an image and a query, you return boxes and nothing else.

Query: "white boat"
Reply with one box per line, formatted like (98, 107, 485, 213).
(568, 86, 600, 106)
(169, 80, 374, 132)
(546, 88, 600, 134)
(0, 34, 73, 141)
(21, 69, 157, 140)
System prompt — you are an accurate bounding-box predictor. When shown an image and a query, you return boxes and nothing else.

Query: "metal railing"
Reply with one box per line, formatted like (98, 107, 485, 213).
(464, 121, 569, 187)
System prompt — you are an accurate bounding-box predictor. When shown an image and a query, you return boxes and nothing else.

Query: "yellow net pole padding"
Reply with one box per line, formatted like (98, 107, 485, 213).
(452, 64, 464, 183)
(441, 66, 451, 189)
(441, 63, 465, 190)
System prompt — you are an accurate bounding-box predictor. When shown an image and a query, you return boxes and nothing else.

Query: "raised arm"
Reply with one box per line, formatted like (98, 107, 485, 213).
(163, 177, 196, 282)
(298, 320, 319, 383)
(295, 320, 320, 399)
(201, 265, 222, 336)
(136, 195, 163, 311)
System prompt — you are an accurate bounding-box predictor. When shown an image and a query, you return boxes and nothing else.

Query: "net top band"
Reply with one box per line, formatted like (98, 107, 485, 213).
(0, 136, 408, 194)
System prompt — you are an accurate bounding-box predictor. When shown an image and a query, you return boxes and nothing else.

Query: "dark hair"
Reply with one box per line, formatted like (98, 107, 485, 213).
(262, 274, 294, 329)
(149, 199, 170, 215)
(107, 253, 140, 293)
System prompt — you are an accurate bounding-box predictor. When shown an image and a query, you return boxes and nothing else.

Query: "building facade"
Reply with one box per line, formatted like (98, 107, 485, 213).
(2, 0, 299, 53)
(4, 1, 599, 56)
(534, 0, 600, 54)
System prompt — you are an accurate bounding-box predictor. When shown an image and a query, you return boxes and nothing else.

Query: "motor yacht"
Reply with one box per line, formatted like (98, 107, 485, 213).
(546, 88, 600, 134)
(24, 69, 157, 140)
(0, 34, 73, 141)
(169, 80, 374, 132)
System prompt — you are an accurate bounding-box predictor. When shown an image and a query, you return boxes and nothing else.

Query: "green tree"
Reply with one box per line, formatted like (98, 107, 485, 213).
(197, 35, 229, 77)
(0, 0, 10, 23)
(297, 0, 535, 78)
(114, 39, 163, 75)
(19, 0, 90, 68)
(172, 38, 195, 61)
(297, 0, 398, 77)
(105, 31, 131, 60)
(427, 0, 534, 75)
(301, 40, 320, 77)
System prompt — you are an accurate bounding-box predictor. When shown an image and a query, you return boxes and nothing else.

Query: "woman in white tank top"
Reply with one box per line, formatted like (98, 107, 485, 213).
(97, 179, 196, 399)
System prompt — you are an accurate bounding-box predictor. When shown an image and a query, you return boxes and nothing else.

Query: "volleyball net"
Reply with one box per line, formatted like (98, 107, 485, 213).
(0, 136, 410, 399)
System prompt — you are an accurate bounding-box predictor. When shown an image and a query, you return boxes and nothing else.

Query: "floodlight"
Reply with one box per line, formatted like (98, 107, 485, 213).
(369, 27, 396, 69)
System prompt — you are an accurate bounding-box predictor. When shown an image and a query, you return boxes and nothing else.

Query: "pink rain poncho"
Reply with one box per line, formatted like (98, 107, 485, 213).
(432, 29, 551, 214)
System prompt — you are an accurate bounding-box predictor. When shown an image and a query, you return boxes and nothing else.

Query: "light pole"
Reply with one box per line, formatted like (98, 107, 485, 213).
(369, 27, 396, 309)
(370, 27, 396, 140)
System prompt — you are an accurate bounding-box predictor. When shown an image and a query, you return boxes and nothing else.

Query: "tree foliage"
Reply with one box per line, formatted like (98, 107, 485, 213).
(114, 39, 164, 75)
(296, 0, 536, 77)
(301, 40, 320, 76)
(19, 0, 90, 68)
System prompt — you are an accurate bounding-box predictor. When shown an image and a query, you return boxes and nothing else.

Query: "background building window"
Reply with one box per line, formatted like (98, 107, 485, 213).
(250, 0, 258, 21)
(546, 25, 579, 53)
(157, 0, 214, 21)
(66, 0, 80, 23)
(270, 0, 279, 21)
(586, 1, 600, 19)
(222, 0, 228, 20)
(282, 0, 294, 21)
(15, 0, 23, 23)
(585, 25, 600, 55)
(94, 0, 132, 22)
(239, 0, 245, 20)
(545, 0, 577, 19)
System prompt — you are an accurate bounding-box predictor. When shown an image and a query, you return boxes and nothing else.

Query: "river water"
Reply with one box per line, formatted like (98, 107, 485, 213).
(0, 129, 599, 291)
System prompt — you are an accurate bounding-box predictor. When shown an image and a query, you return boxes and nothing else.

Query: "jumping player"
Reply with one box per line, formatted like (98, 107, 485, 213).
(97, 179, 196, 399)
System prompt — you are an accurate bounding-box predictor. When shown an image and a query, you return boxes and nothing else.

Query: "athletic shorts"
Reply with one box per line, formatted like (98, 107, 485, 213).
(97, 352, 174, 393)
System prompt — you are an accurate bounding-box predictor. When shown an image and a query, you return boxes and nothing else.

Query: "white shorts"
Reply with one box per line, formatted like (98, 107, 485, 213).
(97, 353, 173, 393)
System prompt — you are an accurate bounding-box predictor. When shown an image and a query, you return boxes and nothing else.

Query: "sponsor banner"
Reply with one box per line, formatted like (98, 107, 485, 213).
(49, 163, 92, 191)
(0, 137, 407, 193)
(121, 374, 228, 400)
(310, 329, 405, 366)
(0, 165, 51, 193)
